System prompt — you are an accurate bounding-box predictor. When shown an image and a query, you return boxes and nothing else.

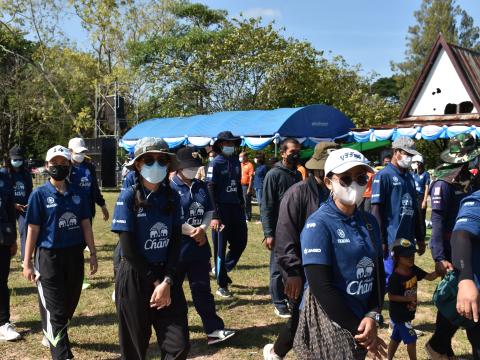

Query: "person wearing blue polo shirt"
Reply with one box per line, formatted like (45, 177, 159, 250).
(0, 145, 33, 262)
(206, 131, 247, 298)
(22, 145, 97, 360)
(411, 154, 430, 239)
(0, 169, 20, 341)
(371, 137, 426, 280)
(299, 148, 386, 359)
(171, 147, 235, 346)
(111, 137, 189, 360)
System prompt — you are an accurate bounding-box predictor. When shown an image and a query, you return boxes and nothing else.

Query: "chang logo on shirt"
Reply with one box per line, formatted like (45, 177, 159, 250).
(145, 222, 170, 250)
(226, 179, 237, 193)
(14, 181, 26, 197)
(58, 212, 79, 230)
(187, 202, 205, 226)
(346, 257, 374, 296)
(79, 176, 91, 188)
(400, 193, 414, 217)
(46, 196, 57, 208)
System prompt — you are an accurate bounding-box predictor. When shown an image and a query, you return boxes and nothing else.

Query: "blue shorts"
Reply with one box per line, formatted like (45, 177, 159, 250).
(390, 321, 417, 345)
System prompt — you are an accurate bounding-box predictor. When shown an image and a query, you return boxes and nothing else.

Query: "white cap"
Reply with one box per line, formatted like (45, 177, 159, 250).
(324, 148, 374, 176)
(68, 137, 88, 153)
(46, 145, 71, 162)
(412, 154, 424, 163)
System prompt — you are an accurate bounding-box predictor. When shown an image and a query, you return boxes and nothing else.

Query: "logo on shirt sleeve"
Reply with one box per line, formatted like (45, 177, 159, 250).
(145, 222, 170, 250)
(304, 248, 322, 254)
(58, 212, 79, 230)
(306, 222, 316, 229)
(346, 257, 374, 296)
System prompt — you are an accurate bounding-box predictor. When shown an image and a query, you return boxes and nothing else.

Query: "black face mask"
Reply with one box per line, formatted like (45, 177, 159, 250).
(48, 165, 70, 181)
(286, 153, 300, 165)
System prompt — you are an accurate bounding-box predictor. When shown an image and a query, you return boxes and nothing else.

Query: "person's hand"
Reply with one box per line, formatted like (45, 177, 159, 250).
(23, 261, 36, 283)
(150, 282, 171, 310)
(355, 317, 387, 358)
(264, 236, 274, 250)
(457, 279, 479, 322)
(406, 295, 417, 304)
(14, 203, 26, 212)
(101, 205, 109, 221)
(284, 276, 302, 300)
(435, 260, 454, 277)
(10, 242, 17, 257)
(247, 187, 253, 195)
(416, 241, 426, 255)
(190, 227, 207, 246)
(210, 219, 222, 232)
(421, 199, 427, 209)
(89, 253, 98, 275)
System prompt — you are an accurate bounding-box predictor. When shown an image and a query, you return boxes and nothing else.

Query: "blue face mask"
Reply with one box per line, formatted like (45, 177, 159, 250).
(11, 159, 23, 168)
(140, 162, 167, 184)
(222, 146, 235, 156)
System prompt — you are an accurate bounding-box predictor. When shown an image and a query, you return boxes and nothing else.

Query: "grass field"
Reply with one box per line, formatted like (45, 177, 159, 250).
(1, 192, 475, 359)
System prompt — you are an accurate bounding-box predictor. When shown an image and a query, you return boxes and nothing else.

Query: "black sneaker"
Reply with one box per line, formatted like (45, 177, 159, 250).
(216, 287, 233, 298)
(274, 307, 291, 319)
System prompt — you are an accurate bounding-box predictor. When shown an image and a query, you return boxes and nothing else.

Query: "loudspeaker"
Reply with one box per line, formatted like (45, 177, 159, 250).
(84, 138, 117, 187)
(104, 95, 127, 132)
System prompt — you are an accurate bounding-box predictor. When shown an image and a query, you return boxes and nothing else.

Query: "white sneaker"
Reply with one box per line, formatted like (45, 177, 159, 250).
(263, 343, 283, 360)
(207, 329, 235, 345)
(41, 335, 50, 348)
(0, 322, 21, 341)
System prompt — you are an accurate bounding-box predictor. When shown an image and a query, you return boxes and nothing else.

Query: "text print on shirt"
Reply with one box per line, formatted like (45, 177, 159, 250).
(145, 221, 170, 250)
(346, 256, 374, 296)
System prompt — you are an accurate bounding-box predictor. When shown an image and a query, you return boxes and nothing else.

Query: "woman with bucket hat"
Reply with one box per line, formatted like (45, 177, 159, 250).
(171, 147, 235, 345)
(206, 131, 247, 298)
(111, 137, 189, 360)
(296, 148, 386, 359)
(22, 145, 97, 359)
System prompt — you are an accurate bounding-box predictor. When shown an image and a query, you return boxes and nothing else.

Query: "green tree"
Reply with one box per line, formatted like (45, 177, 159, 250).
(392, 0, 480, 103)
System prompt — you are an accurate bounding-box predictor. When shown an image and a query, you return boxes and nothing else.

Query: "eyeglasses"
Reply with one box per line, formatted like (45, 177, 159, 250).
(337, 174, 369, 187)
(142, 156, 169, 166)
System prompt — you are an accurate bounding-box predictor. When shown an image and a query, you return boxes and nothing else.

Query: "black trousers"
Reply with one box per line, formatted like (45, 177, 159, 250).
(416, 194, 427, 239)
(115, 260, 190, 360)
(212, 203, 247, 288)
(429, 311, 480, 359)
(36, 245, 84, 360)
(273, 288, 303, 357)
(177, 259, 224, 334)
(0, 245, 12, 326)
(242, 185, 252, 221)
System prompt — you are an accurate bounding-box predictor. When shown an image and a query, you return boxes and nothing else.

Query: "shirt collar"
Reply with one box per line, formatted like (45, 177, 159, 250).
(45, 180, 72, 197)
(172, 173, 198, 189)
(387, 162, 407, 176)
(326, 197, 360, 222)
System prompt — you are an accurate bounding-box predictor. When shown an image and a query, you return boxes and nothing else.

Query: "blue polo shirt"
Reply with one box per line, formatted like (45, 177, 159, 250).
(253, 164, 268, 190)
(111, 183, 183, 264)
(430, 180, 468, 233)
(206, 154, 241, 204)
(121, 171, 136, 192)
(301, 199, 382, 319)
(411, 171, 430, 196)
(26, 181, 90, 249)
(170, 175, 212, 262)
(69, 162, 94, 198)
(452, 190, 480, 288)
(371, 163, 417, 247)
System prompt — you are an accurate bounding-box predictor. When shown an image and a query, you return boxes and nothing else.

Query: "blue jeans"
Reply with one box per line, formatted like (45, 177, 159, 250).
(17, 212, 27, 261)
(255, 188, 263, 222)
(270, 250, 287, 311)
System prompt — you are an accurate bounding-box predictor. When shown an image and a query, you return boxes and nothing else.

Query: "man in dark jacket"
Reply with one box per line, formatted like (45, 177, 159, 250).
(261, 138, 302, 317)
(263, 142, 337, 360)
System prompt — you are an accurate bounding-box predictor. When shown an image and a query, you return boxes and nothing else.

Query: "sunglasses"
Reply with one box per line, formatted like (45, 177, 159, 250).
(337, 174, 369, 187)
(142, 156, 169, 166)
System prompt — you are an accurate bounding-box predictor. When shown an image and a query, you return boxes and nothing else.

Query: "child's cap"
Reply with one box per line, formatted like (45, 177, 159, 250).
(391, 238, 416, 257)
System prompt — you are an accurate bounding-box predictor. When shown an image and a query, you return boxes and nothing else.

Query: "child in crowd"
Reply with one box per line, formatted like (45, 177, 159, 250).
(387, 238, 438, 360)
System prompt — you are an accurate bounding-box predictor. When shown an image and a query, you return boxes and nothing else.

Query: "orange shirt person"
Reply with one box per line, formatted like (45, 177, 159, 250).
(297, 164, 307, 180)
(240, 152, 254, 221)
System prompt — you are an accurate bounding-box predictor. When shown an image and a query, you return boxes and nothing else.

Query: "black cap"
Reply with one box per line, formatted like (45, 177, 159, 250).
(176, 147, 202, 169)
(9, 145, 25, 160)
(391, 238, 416, 257)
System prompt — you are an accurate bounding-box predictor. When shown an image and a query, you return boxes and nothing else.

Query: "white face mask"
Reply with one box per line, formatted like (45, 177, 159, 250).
(11, 159, 23, 168)
(239, 156, 244, 163)
(254, 158, 258, 164)
(181, 167, 199, 180)
(398, 154, 412, 169)
(330, 179, 366, 206)
(140, 162, 167, 184)
(72, 153, 85, 163)
(411, 162, 418, 170)
(222, 146, 235, 156)
(209, 156, 214, 162)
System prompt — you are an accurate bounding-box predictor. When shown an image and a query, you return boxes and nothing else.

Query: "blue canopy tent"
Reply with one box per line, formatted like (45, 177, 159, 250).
(120, 104, 354, 152)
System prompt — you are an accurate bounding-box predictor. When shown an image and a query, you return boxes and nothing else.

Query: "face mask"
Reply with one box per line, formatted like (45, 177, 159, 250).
(181, 167, 198, 180)
(330, 179, 366, 206)
(222, 146, 235, 156)
(72, 153, 85, 163)
(48, 165, 70, 181)
(286, 153, 300, 166)
(411, 162, 418, 170)
(209, 156, 214, 162)
(141, 162, 167, 184)
(397, 154, 412, 169)
(239, 157, 244, 163)
(254, 158, 258, 164)
(11, 160, 23, 168)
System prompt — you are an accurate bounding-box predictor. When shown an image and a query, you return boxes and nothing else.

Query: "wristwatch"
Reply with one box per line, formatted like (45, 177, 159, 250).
(163, 276, 173, 286)
(365, 311, 384, 326)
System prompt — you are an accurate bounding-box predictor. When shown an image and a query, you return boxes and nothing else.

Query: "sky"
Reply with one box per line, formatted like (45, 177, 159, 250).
(61, 0, 480, 78)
